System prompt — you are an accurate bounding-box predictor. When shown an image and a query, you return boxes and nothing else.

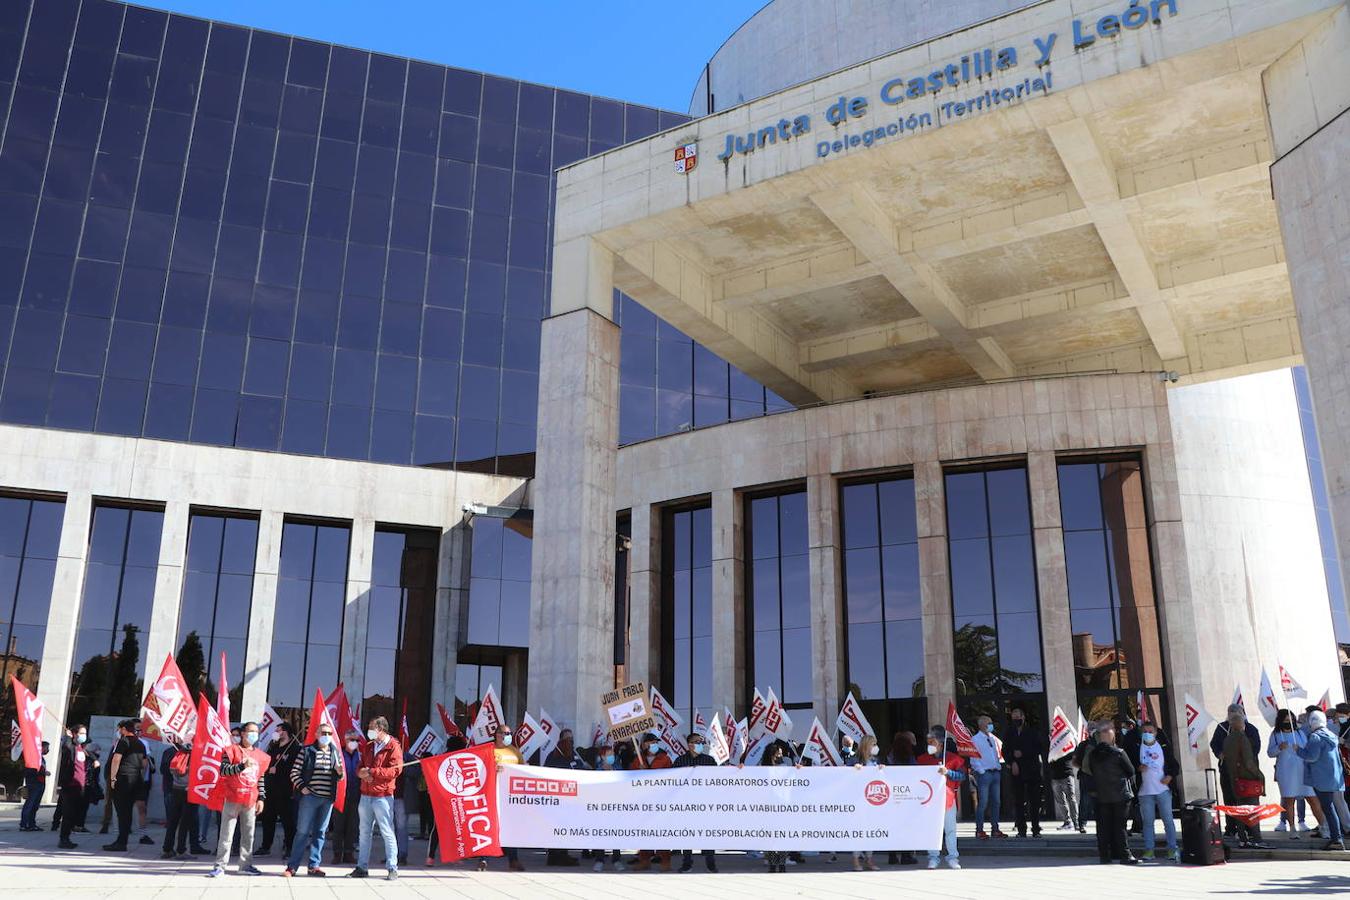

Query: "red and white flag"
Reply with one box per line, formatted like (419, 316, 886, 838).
(186, 694, 231, 811)
(748, 688, 768, 737)
(835, 691, 875, 743)
(1318, 689, 1331, 713)
(422, 743, 501, 862)
(734, 717, 749, 758)
(1279, 664, 1307, 699)
(409, 724, 439, 758)
(10, 677, 43, 769)
(304, 688, 348, 812)
(306, 684, 352, 745)
(649, 687, 685, 736)
(536, 708, 560, 757)
(722, 710, 741, 759)
(707, 713, 730, 764)
(400, 699, 411, 747)
(469, 685, 505, 746)
(1077, 707, 1088, 743)
(436, 702, 462, 740)
(139, 654, 198, 743)
(1047, 706, 1078, 762)
(589, 721, 604, 748)
(802, 716, 842, 766)
(256, 703, 283, 750)
(946, 701, 979, 757)
(1136, 690, 1150, 725)
(1184, 692, 1215, 755)
(514, 713, 549, 761)
(9, 719, 22, 762)
(763, 688, 793, 739)
(1257, 668, 1281, 728)
(660, 721, 689, 757)
(1232, 684, 1246, 714)
(742, 731, 774, 765)
(217, 651, 230, 726)
(692, 709, 709, 739)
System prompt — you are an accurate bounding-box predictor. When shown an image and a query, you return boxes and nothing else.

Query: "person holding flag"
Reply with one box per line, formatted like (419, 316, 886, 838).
(19, 740, 50, 831)
(283, 715, 344, 877)
(208, 721, 269, 877)
(328, 729, 364, 865)
(488, 723, 525, 872)
(1211, 703, 1261, 839)
(348, 716, 402, 881)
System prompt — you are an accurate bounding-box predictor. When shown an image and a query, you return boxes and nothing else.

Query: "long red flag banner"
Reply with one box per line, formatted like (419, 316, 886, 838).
(10, 676, 44, 769)
(421, 743, 501, 862)
(187, 694, 231, 811)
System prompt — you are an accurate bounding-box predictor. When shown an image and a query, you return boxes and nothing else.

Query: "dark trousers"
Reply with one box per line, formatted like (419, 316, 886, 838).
(1012, 778, 1042, 835)
(259, 791, 296, 854)
(328, 790, 361, 861)
(1095, 800, 1129, 862)
(59, 788, 84, 842)
(112, 784, 137, 846)
(681, 848, 716, 870)
(163, 789, 199, 853)
(1233, 793, 1263, 843)
(20, 781, 43, 828)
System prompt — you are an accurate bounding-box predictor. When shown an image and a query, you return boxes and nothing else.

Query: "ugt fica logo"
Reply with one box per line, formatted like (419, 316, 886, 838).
(864, 780, 890, 806)
(674, 142, 697, 174)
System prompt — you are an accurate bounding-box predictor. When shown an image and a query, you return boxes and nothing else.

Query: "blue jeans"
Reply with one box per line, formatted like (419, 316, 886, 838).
(1139, 791, 1176, 851)
(927, 804, 959, 862)
(357, 795, 398, 873)
(20, 783, 42, 828)
(1317, 790, 1344, 842)
(391, 797, 408, 863)
(287, 793, 334, 871)
(975, 769, 1001, 831)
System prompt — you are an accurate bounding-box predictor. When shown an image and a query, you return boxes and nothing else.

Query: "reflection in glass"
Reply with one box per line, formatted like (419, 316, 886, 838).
(465, 516, 531, 649)
(662, 505, 711, 722)
(267, 520, 349, 724)
(175, 512, 257, 713)
(745, 491, 811, 707)
(362, 526, 437, 737)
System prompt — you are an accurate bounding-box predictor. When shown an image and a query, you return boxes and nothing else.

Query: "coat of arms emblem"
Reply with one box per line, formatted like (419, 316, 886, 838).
(674, 142, 697, 174)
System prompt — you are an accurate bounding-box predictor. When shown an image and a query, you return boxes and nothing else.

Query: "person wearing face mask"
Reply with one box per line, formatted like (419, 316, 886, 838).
(161, 737, 207, 859)
(1221, 707, 1269, 849)
(1134, 723, 1179, 861)
(283, 721, 344, 877)
(672, 731, 719, 872)
(1087, 722, 1138, 865)
(916, 726, 966, 869)
(760, 742, 796, 873)
(207, 721, 268, 877)
(328, 730, 363, 865)
(1002, 704, 1046, 838)
(542, 727, 589, 866)
(587, 743, 626, 872)
(484, 724, 525, 872)
(850, 735, 884, 870)
(1210, 703, 1260, 838)
(256, 723, 300, 859)
(57, 726, 93, 849)
(102, 719, 149, 851)
(1269, 708, 1322, 840)
(840, 734, 857, 762)
(348, 716, 402, 881)
(1297, 710, 1347, 851)
(970, 715, 1007, 839)
(630, 734, 673, 872)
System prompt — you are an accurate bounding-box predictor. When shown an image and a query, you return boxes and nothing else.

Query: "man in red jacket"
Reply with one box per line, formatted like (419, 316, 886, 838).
(208, 721, 269, 877)
(916, 725, 966, 870)
(348, 716, 402, 881)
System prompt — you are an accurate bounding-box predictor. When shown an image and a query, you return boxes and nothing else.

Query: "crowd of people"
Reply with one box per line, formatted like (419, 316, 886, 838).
(16, 700, 1350, 875)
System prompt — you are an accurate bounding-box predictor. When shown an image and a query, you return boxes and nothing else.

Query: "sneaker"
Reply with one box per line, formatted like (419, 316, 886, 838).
(706, 861, 718, 873)
(385, 870, 398, 881)
(679, 861, 693, 873)
(1247, 841, 1272, 850)
(282, 869, 295, 878)
(1274, 821, 1289, 833)
(853, 858, 864, 871)
(58, 840, 78, 849)
(206, 867, 224, 878)
(348, 868, 368, 878)
(1290, 831, 1301, 841)
(308, 867, 325, 877)
(161, 850, 177, 859)
(1057, 822, 1073, 831)
(240, 865, 263, 876)
(927, 858, 939, 869)
(1298, 822, 1314, 832)
(592, 861, 604, 872)
(102, 842, 127, 852)
(947, 858, 961, 870)
(992, 830, 1008, 839)
(1169, 849, 1181, 862)
(1139, 849, 1154, 860)
(139, 835, 155, 845)
(976, 830, 989, 840)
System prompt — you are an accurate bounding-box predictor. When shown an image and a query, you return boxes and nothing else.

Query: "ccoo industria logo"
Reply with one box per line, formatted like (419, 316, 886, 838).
(507, 775, 578, 806)
(674, 142, 697, 174)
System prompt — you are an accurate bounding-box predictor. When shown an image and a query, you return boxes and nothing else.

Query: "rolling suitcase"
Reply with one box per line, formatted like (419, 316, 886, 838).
(1180, 800, 1225, 865)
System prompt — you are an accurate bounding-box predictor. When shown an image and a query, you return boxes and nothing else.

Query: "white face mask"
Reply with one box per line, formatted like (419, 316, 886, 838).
(501, 733, 512, 745)
(243, 731, 258, 746)
(231, 736, 241, 745)
(366, 729, 379, 741)
(346, 740, 359, 751)
(928, 743, 939, 755)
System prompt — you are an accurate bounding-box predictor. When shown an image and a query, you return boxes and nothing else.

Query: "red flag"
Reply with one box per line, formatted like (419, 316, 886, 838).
(400, 698, 410, 747)
(1318, 689, 1331, 713)
(187, 694, 231, 811)
(1215, 803, 1283, 826)
(307, 688, 348, 813)
(437, 702, 462, 738)
(421, 743, 501, 862)
(947, 701, 979, 757)
(139, 654, 198, 742)
(1136, 690, 1149, 725)
(217, 651, 229, 725)
(308, 684, 352, 745)
(10, 676, 44, 769)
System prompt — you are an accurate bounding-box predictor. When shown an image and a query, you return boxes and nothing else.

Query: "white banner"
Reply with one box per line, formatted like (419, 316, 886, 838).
(497, 763, 945, 850)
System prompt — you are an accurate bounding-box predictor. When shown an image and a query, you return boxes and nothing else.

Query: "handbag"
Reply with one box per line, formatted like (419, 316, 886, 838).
(1235, 776, 1264, 797)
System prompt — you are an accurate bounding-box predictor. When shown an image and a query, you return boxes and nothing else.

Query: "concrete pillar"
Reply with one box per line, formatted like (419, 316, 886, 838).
(627, 504, 661, 689)
(914, 462, 955, 728)
(431, 520, 470, 725)
(1027, 451, 1078, 720)
(339, 517, 375, 705)
(710, 489, 745, 717)
(1266, 3, 1350, 656)
(143, 500, 190, 690)
(806, 473, 844, 728)
(35, 491, 92, 801)
(241, 511, 283, 719)
(529, 237, 619, 731)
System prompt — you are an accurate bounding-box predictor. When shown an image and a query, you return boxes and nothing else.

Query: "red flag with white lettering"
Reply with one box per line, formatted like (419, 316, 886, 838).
(187, 694, 231, 811)
(307, 684, 351, 745)
(139, 654, 198, 743)
(10, 676, 43, 769)
(307, 688, 348, 813)
(946, 701, 979, 757)
(421, 743, 501, 862)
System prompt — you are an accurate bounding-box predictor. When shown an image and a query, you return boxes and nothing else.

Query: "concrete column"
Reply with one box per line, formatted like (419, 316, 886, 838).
(627, 504, 661, 689)
(36, 491, 92, 801)
(528, 291, 620, 732)
(914, 462, 954, 728)
(503, 652, 527, 729)
(806, 473, 844, 728)
(431, 519, 470, 725)
(710, 489, 745, 717)
(339, 517, 375, 704)
(1027, 451, 1078, 721)
(241, 510, 283, 718)
(1266, 4, 1350, 655)
(143, 500, 190, 688)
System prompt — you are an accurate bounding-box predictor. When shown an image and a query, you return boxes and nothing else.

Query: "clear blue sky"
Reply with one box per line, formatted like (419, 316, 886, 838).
(137, 0, 770, 112)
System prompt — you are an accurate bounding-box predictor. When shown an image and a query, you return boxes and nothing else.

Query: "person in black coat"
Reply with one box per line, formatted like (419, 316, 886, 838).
(543, 728, 589, 867)
(1087, 722, 1138, 865)
(672, 732, 719, 873)
(1209, 704, 1261, 836)
(1002, 705, 1047, 837)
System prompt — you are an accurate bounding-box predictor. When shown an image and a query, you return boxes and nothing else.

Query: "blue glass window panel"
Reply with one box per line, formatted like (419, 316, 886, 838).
(280, 399, 326, 455)
(996, 611, 1044, 691)
(427, 255, 467, 309)
(287, 39, 329, 88)
(206, 276, 252, 333)
(190, 388, 237, 444)
(10, 85, 60, 142)
(435, 158, 472, 208)
(171, 216, 219, 272)
(842, 483, 879, 550)
(879, 478, 918, 546)
(280, 84, 323, 134)
(370, 409, 413, 464)
(385, 249, 426, 303)
(63, 47, 115, 101)
(991, 534, 1038, 614)
(307, 186, 352, 239)
(374, 353, 416, 412)
(554, 91, 587, 137)
(22, 252, 75, 310)
(9, 308, 62, 369)
(429, 206, 469, 257)
(883, 619, 925, 698)
(118, 6, 166, 57)
(109, 53, 156, 106)
(395, 152, 435, 200)
(416, 358, 458, 417)
(287, 342, 333, 401)
(511, 172, 548, 222)
(294, 290, 339, 344)
(502, 316, 539, 372)
(265, 180, 310, 232)
(348, 192, 391, 245)
(320, 90, 362, 142)
(590, 99, 623, 143)
(151, 326, 202, 385)
(404, 60, 443, 109)
(412, 414, 454, 465)
(188, 117, 234, 172)
(508, 219, 547, 269)
(162, 270, 210, 328)
(124, 210, 175, 268)
(454, 418, 495, 463)
(987, 468, 1031, 536)
(1059, 463, 1104, 531)
(69, 259, 119, 317)
(245, 31, 287, 81)
(258, 231, 302, 287)
(47, 372, 100, 430)
(656, 389, 692, 436)
(33, 199, 83, 257)
(0, 137, 48, 194)
(100, 102, 150, 155)
(153, 24, 206, 114)
(619, 385, 655, 445)
(114, 265, 166, 322)
(145, 109, 193, 164)
(95, 378, 147, 434)
(472, 165, 510, 213)
(325, 403, 370, 459)
(143, 381, 193, 440)
(457, 365, 498, 422)
(300, 236, 343, 290)
(331, 348, 375, 406)
(198, 331, 246, 390)
(389, 199, 431, 250)
(361, 100, 400, 147)
(273, 130, 316, 182)
(442, 68, 481, 116)
(421, 307, 462, 361)
(626, 105, 660, 141)
(0, 367, 50, 424)
(243, 337, 290, 396)
(343, 243, 386, 297)
(366, 54, 406, 102)
(438, 112, 477, 161)
(250, 283, 296, 338)
(222, 179, 268, 233)
(44, 144, 96, 199)
(693, 344, 728, 396)
(462, 313, 501, 367)
(881, 543, 921, 620)
(499, 370, 536, 426)
(240, 76, 283, 129)
(104, 320, 156, 380)
(337, 295, 379, 350)
(466, 260, 505, 313)
(1064, 530, 1112, 610)
(0, 194, 37, 249)
(949, 538, 994, 617)
(197, 69, 243, 121)
(468, 212, 507, 264)
(945, 471, 988, 540)
(235, 395, 282, 449)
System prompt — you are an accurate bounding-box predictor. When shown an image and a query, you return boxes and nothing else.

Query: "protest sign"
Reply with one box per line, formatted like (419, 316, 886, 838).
(423, 744, 501, 862)
(602, 681, 656, 742)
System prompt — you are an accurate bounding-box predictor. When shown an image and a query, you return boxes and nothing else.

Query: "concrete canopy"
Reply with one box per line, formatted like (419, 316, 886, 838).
(554, 0, 1340, 406)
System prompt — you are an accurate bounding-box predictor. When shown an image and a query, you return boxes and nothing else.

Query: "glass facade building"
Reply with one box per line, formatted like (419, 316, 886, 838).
(746, 489, 811, 723)
(661, 504, 712, 724)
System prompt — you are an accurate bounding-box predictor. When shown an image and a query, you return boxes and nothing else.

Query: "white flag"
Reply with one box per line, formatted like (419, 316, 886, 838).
(514, 712, 550, 761)
(1231, 684, 1246, 714)
(802, 717, 842, 766)
(1279, 664, 1307, 699)
(1184, 692, 1216, 755)
(1047, 706, 1078, 762)
(660, 720, 689, 757)
(1076, 707, 1087, 742)
(742, 731, 773, 765)
(733, 717, 749, 758)
(408, 724, 439, 757)
(748, 688, 768, 737)
(692, 709, 709, 739)
(537, 708, 561, 757)
(256, 704, 283, 749)
(468, 684, 504, 745)
(9, 719, 21, 762)
(1318, 689, 1331, 712)
(1257, 668, 1281, 728)
(763, 688, 794, 738)
(707, 713, 730, 765)
(649, 686, 685, 736)
(834, 691, 874, 743)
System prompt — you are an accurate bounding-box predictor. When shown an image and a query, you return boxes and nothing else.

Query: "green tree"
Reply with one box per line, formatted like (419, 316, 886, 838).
(952, 621, 1038, 696)
(106, 624, 143, 716)
(176, 631, 207, 705)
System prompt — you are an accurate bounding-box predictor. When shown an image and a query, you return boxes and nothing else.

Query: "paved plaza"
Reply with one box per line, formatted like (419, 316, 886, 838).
(3, 807, 1347, 900)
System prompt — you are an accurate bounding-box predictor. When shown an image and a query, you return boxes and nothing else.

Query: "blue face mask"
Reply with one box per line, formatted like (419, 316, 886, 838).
(692, 743, 706, 754)
(1141, 733, 1156, 745)
(983, 724, 995, 733)
(603, 754, 616, 766)
(317, 734, 332, 747)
